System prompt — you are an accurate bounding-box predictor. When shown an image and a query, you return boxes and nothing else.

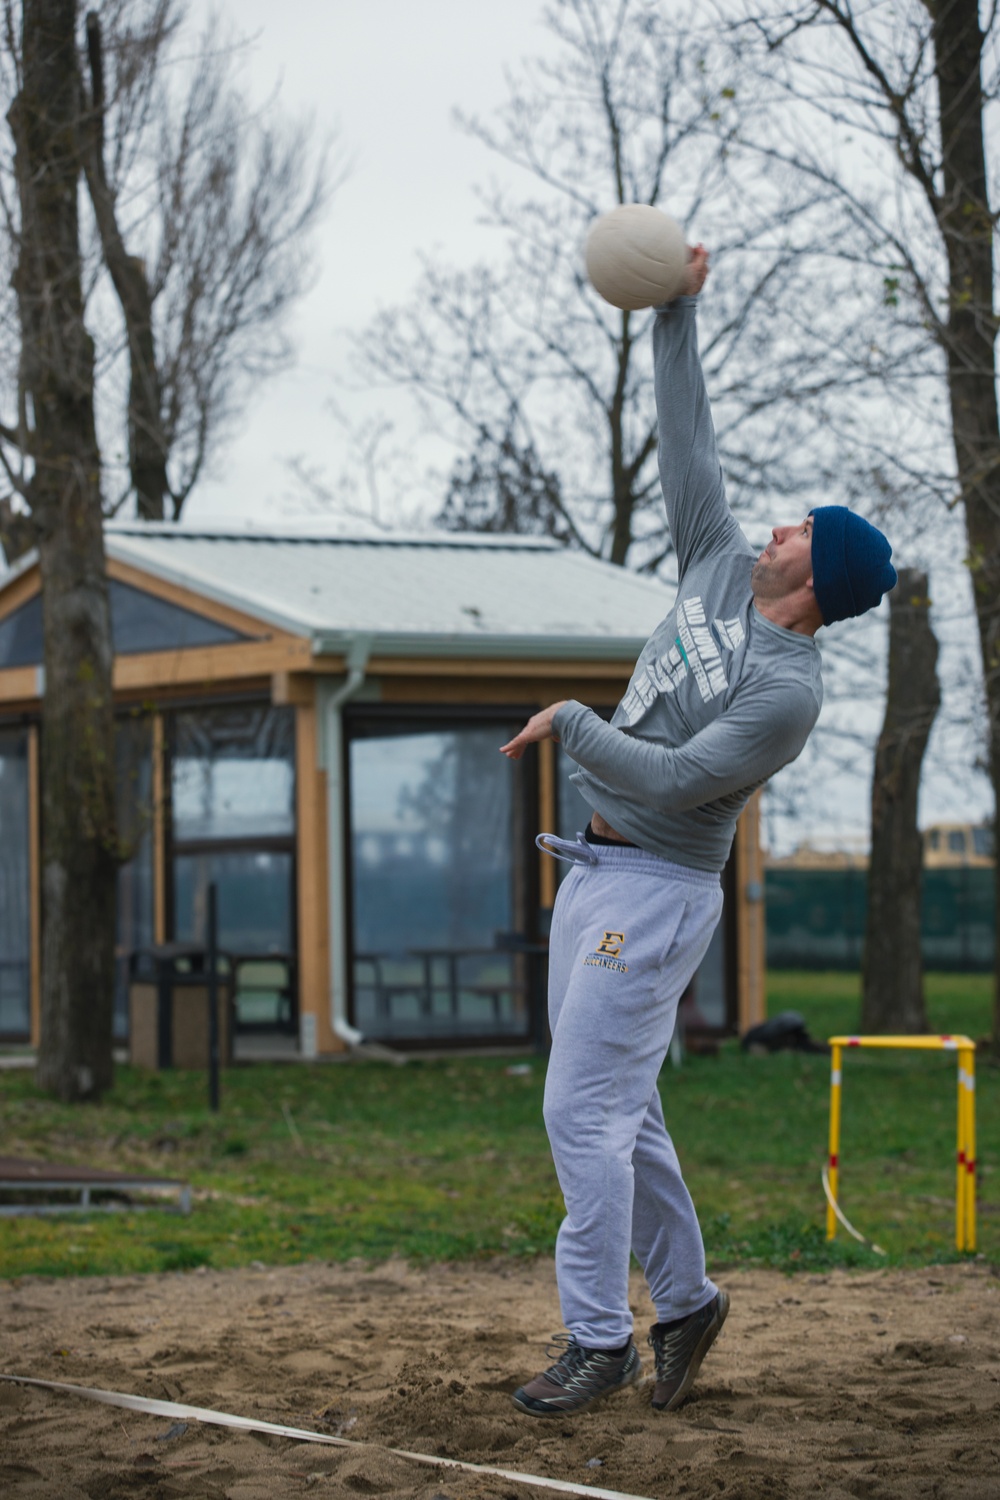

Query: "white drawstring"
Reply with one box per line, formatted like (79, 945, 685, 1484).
(535, 831, 599, 866)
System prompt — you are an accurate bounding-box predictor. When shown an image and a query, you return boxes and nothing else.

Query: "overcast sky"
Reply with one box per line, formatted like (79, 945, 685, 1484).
(179, 1, 991, 848)
(186, 0, 555, 524)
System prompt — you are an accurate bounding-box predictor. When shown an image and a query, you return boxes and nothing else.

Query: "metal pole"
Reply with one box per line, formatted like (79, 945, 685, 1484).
(828, 1034, 976, 1252)
(207, 881, 220, 1113)
(960, 1046, 977, 1252)
(826, 1044, 843, 1241)
(957, 1046, 967, 1251)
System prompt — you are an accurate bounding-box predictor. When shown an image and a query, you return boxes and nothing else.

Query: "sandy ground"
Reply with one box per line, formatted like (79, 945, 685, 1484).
(1, 1257, 998, 1499)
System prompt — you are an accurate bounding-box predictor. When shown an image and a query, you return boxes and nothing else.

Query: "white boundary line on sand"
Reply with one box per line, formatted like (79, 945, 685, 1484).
(0, 1373, 656, 1500)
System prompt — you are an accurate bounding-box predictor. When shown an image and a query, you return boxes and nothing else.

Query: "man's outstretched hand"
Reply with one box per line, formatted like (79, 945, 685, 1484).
(500, 702, 568, 760)
(683, 243, 710, 297)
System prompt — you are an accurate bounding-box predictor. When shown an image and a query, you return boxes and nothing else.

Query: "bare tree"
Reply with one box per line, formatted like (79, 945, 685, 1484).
(0, 0, 333, 546)
(0, 0, 332, 1099)
(8, 0, 117, 1101)
(732, 0, 1000, 1048)
(353, 0, 882, 575)
(439, 419, 570, 540)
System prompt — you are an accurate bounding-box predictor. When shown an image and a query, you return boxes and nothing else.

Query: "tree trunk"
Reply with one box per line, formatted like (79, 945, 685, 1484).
(861, 570, 940, 1033)
(10, 0, 117, 1100)
(926, 0, 1000, 1051)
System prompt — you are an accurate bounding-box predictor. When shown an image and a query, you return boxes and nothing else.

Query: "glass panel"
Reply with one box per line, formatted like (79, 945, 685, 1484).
(173, 849, 293, 954)
(0, 727, 30, 1035)
(972, 826, 994, 859)
(109, 580, 247, 655)
(349, 722, 530, 1041)
(0, 594, 43, 669)
(171, 704, 295, 841)
(114, 714, 154, 1040)
(0, 580, 245, 669)
(232, 957, 296, 1030)
(556, 744, 595, 841)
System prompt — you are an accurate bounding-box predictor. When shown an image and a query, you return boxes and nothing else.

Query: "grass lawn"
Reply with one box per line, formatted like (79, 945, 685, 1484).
(0, 971, 995, 1279)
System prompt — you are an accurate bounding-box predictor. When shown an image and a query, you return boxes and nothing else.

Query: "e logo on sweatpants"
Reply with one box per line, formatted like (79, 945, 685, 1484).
(584, 931, 628, 973)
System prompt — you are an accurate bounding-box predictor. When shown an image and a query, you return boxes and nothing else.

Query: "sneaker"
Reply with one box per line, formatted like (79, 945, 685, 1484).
(647, 1289, 729, 1411)
(512, 1335, 642, 1417)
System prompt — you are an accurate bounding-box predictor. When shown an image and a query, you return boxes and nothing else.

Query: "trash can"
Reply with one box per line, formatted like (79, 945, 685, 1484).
(128, 945, 234, 1069)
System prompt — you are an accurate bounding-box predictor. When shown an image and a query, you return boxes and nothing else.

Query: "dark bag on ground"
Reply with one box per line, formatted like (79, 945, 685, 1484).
(741, 1010, 828, 1055)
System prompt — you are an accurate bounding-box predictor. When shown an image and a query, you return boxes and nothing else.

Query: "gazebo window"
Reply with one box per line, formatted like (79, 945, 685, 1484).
(171, 704, 294, 842)
(173, 849, 293, 954)
(169, 703, 297, 1032)
(0, 580, 246, 668)
(110, 580, 248, 654)
(0, 597, 43, 669)
(347, 712, 535, 1044)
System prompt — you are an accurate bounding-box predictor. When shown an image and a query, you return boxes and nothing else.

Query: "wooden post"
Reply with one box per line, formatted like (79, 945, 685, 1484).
(207, 882, 220, 1112)
(294, 696, 340, 1055)
(152, 712, 166, 945)
(28, 724, 41, 1048)
(735, 794, 766, 1034)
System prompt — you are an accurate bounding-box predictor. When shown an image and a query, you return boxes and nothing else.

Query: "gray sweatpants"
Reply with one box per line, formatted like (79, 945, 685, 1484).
(540, 834, 723, 1349)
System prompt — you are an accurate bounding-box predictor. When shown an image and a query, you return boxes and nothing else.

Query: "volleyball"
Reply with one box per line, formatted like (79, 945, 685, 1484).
(584, 205, 687, 311)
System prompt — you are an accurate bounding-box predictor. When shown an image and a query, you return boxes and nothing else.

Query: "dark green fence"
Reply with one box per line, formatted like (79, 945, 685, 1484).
(766, 867, 995, 971)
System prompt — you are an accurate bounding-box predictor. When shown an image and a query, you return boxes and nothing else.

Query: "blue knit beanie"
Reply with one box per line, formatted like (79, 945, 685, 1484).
(809, 506, 897, 625)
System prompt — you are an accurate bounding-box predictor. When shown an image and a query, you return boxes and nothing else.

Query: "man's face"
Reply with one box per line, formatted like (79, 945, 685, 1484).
(750, 517, 815, 602)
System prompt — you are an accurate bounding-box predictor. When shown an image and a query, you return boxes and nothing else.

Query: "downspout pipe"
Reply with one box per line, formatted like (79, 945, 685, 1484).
(321, 635, 372, 1051)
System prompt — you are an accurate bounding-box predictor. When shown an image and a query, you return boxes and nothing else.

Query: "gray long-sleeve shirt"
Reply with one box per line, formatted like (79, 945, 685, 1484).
(554, 297, 823, 873)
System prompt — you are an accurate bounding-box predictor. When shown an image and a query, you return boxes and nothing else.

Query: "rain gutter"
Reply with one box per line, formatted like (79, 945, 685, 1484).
(310, 630, 647, 661)
(316, 635, 372, 1055)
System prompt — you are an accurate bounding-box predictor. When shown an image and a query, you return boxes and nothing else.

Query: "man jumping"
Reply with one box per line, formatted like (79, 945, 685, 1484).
(500, 245, 896, 1418)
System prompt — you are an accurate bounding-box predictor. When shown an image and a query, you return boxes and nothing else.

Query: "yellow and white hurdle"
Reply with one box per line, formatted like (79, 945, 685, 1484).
(826, 1034, 977, 1253)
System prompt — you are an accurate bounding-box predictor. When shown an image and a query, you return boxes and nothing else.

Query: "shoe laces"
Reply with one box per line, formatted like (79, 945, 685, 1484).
(540, 1333, 630, 1389)
(647, 1323, 688, 1381)
(540, 1333, 586, 1385)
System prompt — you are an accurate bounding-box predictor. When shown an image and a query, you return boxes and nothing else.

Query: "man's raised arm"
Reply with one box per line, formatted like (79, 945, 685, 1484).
(655, 247, 744, 578)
